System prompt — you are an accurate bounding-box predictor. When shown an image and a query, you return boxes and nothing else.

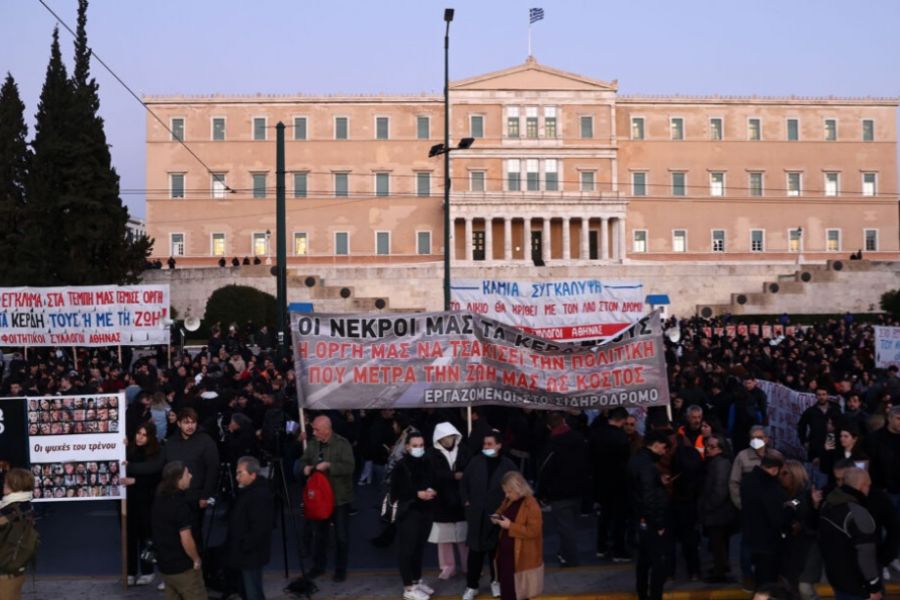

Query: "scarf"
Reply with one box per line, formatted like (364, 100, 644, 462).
(0, 491, 33, 510)
(436, 440, 459, 470)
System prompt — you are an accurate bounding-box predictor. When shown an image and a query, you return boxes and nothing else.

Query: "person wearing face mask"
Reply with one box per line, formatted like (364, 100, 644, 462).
(392, 432, 438, 600)
(461, 431, 517, 600)
(428, 422, 471, 580)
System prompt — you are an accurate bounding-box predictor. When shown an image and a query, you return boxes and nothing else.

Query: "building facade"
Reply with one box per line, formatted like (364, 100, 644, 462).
(145, 59, 899, 266)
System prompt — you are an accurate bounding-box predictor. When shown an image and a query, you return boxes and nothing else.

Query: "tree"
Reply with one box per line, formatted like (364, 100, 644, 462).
(0, 74, 30, 284)
(881, 289, 900, 320)
(204, 285, 277, 338)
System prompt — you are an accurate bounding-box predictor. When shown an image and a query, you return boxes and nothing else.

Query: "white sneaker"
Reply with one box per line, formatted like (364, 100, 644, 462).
(462, 587, 478, 600)
(414, 580, 435, 595)
(136, 574, 154, 586)
(157, 581, 166, 591)
(490, 580, 501, 598)
(127, 576, 135, 586)
(403, 588, 430, 600)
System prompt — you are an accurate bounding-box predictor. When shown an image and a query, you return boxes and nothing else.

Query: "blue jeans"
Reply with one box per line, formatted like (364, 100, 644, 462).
(241, 568, 265, 600)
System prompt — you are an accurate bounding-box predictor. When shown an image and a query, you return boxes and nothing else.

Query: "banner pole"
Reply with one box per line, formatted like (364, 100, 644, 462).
(72, 346, 78, 371)
(120, 497, 128, 590)
(299, 407, 308, 451)
(167, 343, 172, 369)
(467, 406, 473, 436)
(117, 345, 123, 366)
(23, 346, 28, 361)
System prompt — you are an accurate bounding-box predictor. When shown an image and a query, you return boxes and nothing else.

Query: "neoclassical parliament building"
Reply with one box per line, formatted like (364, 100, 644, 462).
(145, 59, 898, 269)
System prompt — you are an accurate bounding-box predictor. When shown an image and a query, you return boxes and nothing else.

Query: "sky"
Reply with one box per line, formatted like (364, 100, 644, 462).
(2, 0, 899, 219)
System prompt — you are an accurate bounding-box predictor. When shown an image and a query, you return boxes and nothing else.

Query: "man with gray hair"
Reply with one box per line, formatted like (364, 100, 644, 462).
(819, 467, 882, 600)
(224, 456, 274, 600)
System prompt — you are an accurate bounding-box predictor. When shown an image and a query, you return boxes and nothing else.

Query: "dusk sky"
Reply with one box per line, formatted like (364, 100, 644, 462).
(3, 0, 899, 219)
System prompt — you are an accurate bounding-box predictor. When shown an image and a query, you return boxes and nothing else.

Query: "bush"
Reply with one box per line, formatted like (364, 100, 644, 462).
(203, 285, 277, 338)
(881, 289, 900, 319)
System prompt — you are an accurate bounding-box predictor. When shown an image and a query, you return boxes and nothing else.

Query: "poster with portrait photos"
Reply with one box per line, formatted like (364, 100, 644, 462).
(0, 393, 127, 502)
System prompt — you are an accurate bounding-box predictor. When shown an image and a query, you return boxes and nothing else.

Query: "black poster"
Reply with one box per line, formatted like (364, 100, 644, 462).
(0, 398, 29, 469)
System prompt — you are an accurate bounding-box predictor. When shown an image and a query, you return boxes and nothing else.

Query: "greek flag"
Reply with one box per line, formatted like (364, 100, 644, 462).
(529, 7, 544, 24)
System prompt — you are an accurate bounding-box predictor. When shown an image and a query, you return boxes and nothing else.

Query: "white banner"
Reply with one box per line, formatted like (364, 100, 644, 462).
(875, 326, 900, 369)
(0, 285, 170, 347)
(450, 278, 644, 341)
(757, 381, 818, 460)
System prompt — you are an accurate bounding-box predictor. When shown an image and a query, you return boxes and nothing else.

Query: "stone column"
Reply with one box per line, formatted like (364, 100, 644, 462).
(617, 217, 627, 262)
(542, 217, 551, 264)
(600, 217, 609, 260)
(464, 217, 473, 262)
(503, 217, 512, 261)
(484, 217, 493, 262)
(562, 217, 571, 261)
(580, 217, 590, 260)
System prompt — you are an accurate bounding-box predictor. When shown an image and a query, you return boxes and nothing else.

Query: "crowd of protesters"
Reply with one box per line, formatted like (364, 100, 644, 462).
(1, 314, 900, 600)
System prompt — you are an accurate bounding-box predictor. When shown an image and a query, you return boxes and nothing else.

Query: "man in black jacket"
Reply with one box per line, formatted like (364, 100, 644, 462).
(590, 406, 631, 561)
(797, 388, 842, 464)
(819, 467, 882, 600)
(740, 450, 786, 591)
(225, 456, 274, 600)
(628, 430, 672, 600)
(537, 411, 590, 567)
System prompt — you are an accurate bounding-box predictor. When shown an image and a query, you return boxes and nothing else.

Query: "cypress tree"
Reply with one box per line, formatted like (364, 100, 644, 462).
(0, 74, 30, 284)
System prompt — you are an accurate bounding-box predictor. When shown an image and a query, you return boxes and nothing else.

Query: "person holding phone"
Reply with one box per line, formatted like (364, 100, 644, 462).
(492, 471, 543, 600)
(820, 422, 868, 488)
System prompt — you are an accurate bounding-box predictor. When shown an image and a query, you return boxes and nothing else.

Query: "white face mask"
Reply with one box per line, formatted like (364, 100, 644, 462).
(410, 447, 425, 458)
(749, 438, 766, 450)
(482, 448, 498, 458)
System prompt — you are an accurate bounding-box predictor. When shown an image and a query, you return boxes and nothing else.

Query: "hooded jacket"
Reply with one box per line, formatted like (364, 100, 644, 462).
(819, 485, 881, 597)
(427, 422, 470, 523)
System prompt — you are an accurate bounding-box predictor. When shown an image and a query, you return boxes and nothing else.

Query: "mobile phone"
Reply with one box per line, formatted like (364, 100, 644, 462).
(489, 513, 501, 520)
(826, 433, 835, 444)
(790, 499, 800, 507)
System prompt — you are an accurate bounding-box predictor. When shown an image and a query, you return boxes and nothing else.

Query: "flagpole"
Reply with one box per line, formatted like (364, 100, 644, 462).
(528, 19, 532, 58)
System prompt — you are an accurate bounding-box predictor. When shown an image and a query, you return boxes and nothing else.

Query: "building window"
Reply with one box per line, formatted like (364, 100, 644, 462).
(211, 173, 227, 199)
(862, 119, 874, 141)
(252, 173, 267, 198)
(787, 118, 799, 141)
(294, 117, 307, 141)
(417, 116, 430, 140)
(376, 116, 390, 140)
(375, 231, 390, 256)
(632, 172, 647, 196)
(169, 173, 185, 199)
(671, 172, 686, 196)
(670, 117, 684, 140)
(334, 232, 349, 255)
(672, 229, 687, 252)
(787, 172, 801, 197)
(470, 170, 486, 192)
(749, 172, 763, 197)
(507, 107, 520, 138)
(334, 172, 349, 197)
(748, 118, 761, 141)
(417, 231, 431, 255)
(580, 171, 596, 193)
(545, 159, 559, 191)
(507, 160, 521, 191)
(710, 118, 723, 140)
(211, 233, 226, 257)
(253, 117, 267, 141)
(170, 233, 185, 256)
(335, 117, 348, 140)
(375, 172, 390, 197)
(470, 115, 484, 138)
(712, 229, 725, 252)
(526, 159, 540, 191)
(750, 229, 764, 252)
(416, 172, 431, 198)
(709, 172, 724, 197)
(252, 232, 268, 257)
(293, 232, 308, 256)
(825, 119, 837, 141)
(631, 117, 645, 140)
(824, 172, 839, 197)
(171, 118, 184, 142)
(788, 228, 802, 252)
(632, 230, 647, 253)
(212, 117, 225, 141)
(826, 229, 841, 252)
(526, 107, 538, 139)
(544, 107, 557, 138)
(294, 172, 308, 198)
(865, 229, 878, 251)
(862, 172, 877, 197)
(580, 115, 593, 139)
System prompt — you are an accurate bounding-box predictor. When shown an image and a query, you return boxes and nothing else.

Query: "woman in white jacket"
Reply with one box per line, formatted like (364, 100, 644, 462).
(427, 422, 471, 579)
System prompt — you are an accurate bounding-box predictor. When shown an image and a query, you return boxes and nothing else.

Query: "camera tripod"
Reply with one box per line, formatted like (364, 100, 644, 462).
(268, 453, 318, 598)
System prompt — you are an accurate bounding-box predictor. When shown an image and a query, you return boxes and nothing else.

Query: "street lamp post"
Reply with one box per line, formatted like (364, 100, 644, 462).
(442, 8, 454, 311)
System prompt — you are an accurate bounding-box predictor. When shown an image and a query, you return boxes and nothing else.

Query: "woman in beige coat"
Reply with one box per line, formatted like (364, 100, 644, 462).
(492, 471, 543, 600)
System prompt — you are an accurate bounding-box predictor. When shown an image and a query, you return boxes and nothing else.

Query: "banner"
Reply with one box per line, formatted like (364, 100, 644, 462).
(757, 381, 817, 460)
(0, 393, 126, 501)
(0, 285, 170, 347)
(450, 278, 644, 341)
(291, 310, 670, 411)
(875, 326, 900, 369)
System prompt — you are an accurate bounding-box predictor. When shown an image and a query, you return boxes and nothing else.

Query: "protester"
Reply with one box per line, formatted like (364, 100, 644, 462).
(820, 422, 868, 486)
(391, 431, 437, 600)
(698, 433, 736, 583)
(492, 471, 544, 600)
(740, 450, 787, 591)
(301, 415, 355, 582)
(778, 459, 823, 600)
(798, 388, 843, 466)
(427, 422, 470, 580)
(122, 422, 164, 586)
(0, 468, 37, 600)
(151, 461, 207, 600)
(670, 421, 705, 581)
(589, 406, 631, 562)
(461, 430, 517, 600)
(729, 425, 769, 589)
(224, 456, 273, 600)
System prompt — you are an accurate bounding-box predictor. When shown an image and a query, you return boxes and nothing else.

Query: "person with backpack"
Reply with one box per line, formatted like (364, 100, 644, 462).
(0, 468, 38, 600)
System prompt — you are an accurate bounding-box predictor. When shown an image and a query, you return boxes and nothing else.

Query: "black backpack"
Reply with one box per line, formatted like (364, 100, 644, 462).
(0, 505, 39, 575)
